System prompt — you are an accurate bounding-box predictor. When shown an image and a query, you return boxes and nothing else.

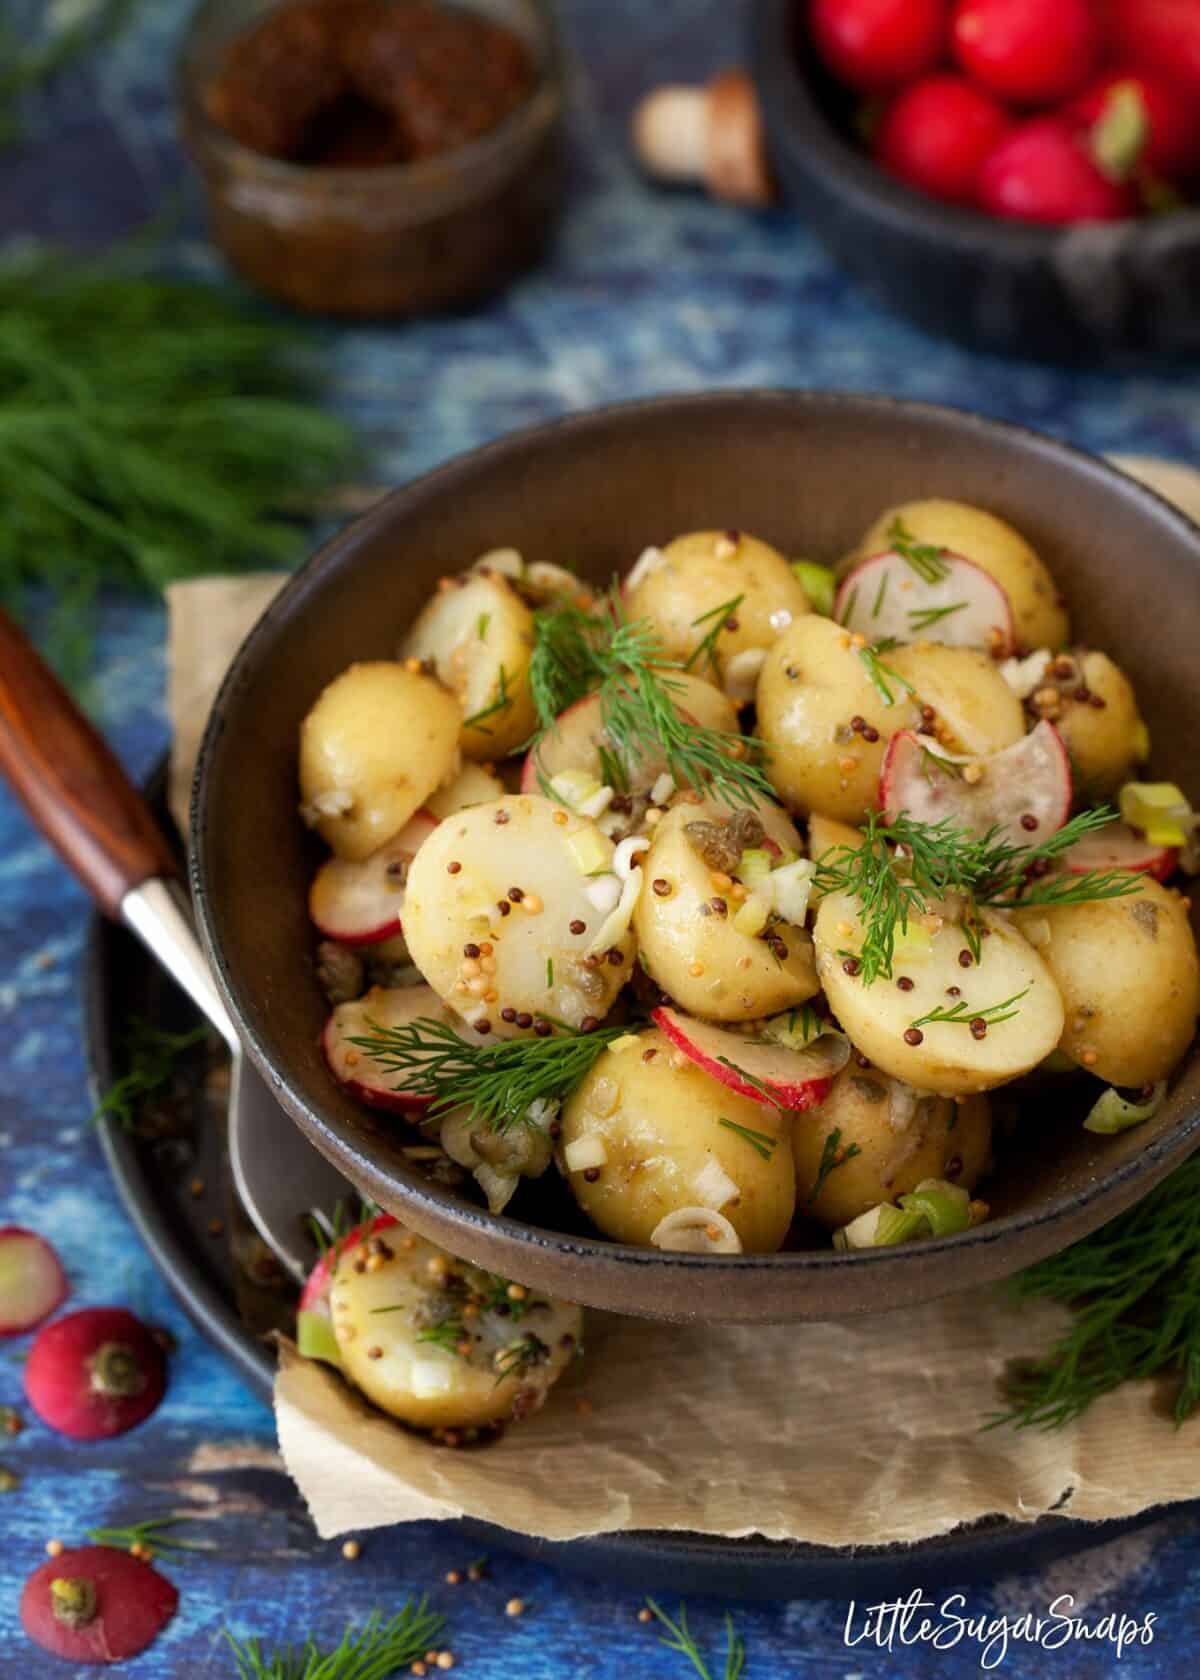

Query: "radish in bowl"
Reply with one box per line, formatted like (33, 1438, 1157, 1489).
(834, 547, 1015, 655)
(308, 809, 438, 946)
(880, 719, 1072, 847)
(653, 1006, 848, 1110)
(323, 984, 490, 1112)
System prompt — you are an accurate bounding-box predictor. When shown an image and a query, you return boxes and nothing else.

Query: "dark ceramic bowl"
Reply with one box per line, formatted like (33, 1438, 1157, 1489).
(749, 0, 1200, 360)
(192, 390, 1200, 1323)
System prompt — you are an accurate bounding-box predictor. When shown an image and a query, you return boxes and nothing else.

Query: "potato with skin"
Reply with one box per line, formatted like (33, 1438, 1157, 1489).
(624, 529, 810, 686)
(299, 661, 461, 861)
(560, 1028, 796, 1251)
(757, 615, 922, 822)
(527, 673, 739, 794)
(402, 796, 635, 1035)
(1051, 650, 1149, 799)
(807, 812, 863, 907)
(1015, 879, 1200, 1087)
(329, 1230, 580, 1430)
(843, 499, 1070, 651)
(401, 568, 537, 759)
(815, 889, 1065, 1094)
(633, 797, 818, 1021)
(793, 1068, 991, 1229)
(887, 643, 1025, 756)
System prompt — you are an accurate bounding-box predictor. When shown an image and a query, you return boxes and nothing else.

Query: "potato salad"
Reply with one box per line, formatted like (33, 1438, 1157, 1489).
(299, 512, 1200, 1270)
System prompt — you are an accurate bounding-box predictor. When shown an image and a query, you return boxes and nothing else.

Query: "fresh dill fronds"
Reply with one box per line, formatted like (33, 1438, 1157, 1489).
(908, 601, 967, 634)
(814, 808, 1141, 985)
(462, 665, 512, 733)
(717, 1117, 779, 1161)
(476, 612, 490, 640)
(715, 1056, 787, 1110)
(93, 1018, 208, 1132)
(994, 1153, 1200, 1431)
(857, 639, 914, 707)
(525, 592, 772, 806)
(596, 740, 630, 793)
(805, 1128, 861, 1206)
(644, 1601, 746, 1680)
(85, 1515, 207, 1557)
(414, 1318, 469, 1355)
(909, 988, 1030, 1031)
(888, 517, 951, 585)
(685, 594, 745, 674)
(493, 1333, 549, 1384)
(225, 1603, 445, 1680)
(871, 569, 889, 619)
(838, 584, 860, 627)
(546, 958, 554, 989)
(347, 1016, 625, 1134)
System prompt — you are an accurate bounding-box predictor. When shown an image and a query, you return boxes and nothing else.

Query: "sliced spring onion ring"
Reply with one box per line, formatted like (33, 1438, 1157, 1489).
(1083, 1081, 1167, 1136)
(791, 559, 836, 618)
(898, 1178, 972, 1237)
(297, 1309, 342, 1367)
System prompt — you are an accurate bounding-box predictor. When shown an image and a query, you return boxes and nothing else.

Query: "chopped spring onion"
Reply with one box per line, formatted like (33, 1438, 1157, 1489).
(1084, 1081, 1167, 1136)
(737, 847, 774, 888)
(1119, 782, 1192, 847)
(732, 893, 770, 937)
(564, 1135, 608, 1173)
(833, 1202, 927, 1251)
(898, 1178, 972, 1237)
(567, 826, 612, 877)
(792, 559, 836, 618)
(651, 1207, 742, 1254)
(297, 1310, 342, 1367)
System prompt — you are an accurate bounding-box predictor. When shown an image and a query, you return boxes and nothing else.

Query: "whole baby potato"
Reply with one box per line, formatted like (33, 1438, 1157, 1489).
(401, 568, 537, 759)
(843, 498, 1070, 652)
(792, 1067, 991, 1230)
(1051, 650, 1149, 799)
(624, 529, 810, 686)
(299, 661, 461, 860)
(560, 1029, 796, 1252)
(886, 643, 1025, 756)
(1015, 878, 1200, 1088)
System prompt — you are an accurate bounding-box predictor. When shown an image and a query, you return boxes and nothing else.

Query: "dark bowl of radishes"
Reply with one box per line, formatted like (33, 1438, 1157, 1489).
(749, 0, 1200, 358)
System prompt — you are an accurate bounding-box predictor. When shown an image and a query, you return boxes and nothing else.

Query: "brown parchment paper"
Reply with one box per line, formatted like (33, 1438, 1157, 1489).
(165, 457, 1200, 1548)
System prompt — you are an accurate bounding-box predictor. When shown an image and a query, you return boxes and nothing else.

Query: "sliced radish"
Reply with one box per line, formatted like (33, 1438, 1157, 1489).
(652, 1007, 845, 1111)
(1062, 821, 1178, 882)
(298, 1212, 399, 1315)
(880, 720, 1071, 847)
(308, 809, 438, 946)
(20, 1545, 178, 1663)
(0, 1227, 68, 1337)
(323, 985, 489, 1113)
(24, 1308, 166, 1441)
(521, 680, 739, 796)
(835, 548, 1015, 654)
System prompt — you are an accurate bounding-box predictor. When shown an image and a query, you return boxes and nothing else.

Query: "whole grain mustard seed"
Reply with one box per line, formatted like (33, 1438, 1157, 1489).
(46, 1539, 65, 1558)
(505, 1597, 526, 1618)
(638, 1607, 654, 1624)
(342, 1539, 361, 1560)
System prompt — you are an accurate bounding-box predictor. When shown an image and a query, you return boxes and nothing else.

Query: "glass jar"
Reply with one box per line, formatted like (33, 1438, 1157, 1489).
(177, 0, 566, 316)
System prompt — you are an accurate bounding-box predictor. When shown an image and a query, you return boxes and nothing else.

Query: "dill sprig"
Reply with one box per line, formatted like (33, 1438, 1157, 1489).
(414, 1318, 469, 1355)
(225, 1603, 445, 1680)
(85, 1515, 208, 1557)
(93, 1018, 208, 1132)
(526, 593, 772, 806)
(908, 601, 967, 634)
(814, 809, 1141, 985)
(493, 1332, 550, 1384)
(644, 1601, 746, 1680)
(888, 517, 951, 585)
(995, 1154, 1200, 1430)
(805, 1127, 861, 1206)
(715, 1056, 787, 1110)
(0, 243, 353, 679)
(857, 638, 914, 707)
(347, 1016, 626, 1134)
(685, 594, 745, 675)
(909, 988, 1030, 1030)
(462, 665, 512, 733)
(717, 1117, 779, 1161)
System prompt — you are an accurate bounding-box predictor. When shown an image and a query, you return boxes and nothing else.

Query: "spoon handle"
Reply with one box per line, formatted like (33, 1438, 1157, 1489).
(0, 608, 178, 917)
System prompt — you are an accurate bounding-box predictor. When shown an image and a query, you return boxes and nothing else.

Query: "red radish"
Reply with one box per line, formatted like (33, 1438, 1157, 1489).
(323, 984, 489, 1113)
(299, 1212, 399, 1314)
(1070, 71, 1200, 184)
(834, 547, 1014, 653)
(874, 74, 1012, 205)
(1062, 820, 1178, 881)
(24, 1308, 166, 1441)
(979, 118, 1138, 223)
(951, 0, 1097, 103)
(809, 0, 947, 92)
(308, 809, 438, 946)
(0, 1227, 68, 1336)
(20, 1545, 177, 1663)
(652, 1007, 846, 1110)
(880, 719, 1072, 847)
(1107, 0, 1200, 100)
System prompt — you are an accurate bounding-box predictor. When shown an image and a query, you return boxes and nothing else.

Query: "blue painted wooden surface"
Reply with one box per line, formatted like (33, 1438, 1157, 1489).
(3, 0, 1200, 1672)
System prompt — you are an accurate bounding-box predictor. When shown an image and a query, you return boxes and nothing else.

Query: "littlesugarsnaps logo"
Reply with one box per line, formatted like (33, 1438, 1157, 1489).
(842, 1589, 1156, 1670)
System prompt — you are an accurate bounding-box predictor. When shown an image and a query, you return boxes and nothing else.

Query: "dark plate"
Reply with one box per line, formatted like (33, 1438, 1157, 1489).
(192, 390, 1200, 1323)
(85, 773, 1189, 1595)
(748, 0, 1200, 360)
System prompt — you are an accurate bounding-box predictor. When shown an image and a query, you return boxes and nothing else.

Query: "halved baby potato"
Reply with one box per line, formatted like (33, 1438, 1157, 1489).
(886, 643, 1025, 757)
(792, 1066, 991, 1229)
(1051, 650, 1149, 800)
(328, 1226, 581, 1431)
(632, 797, 819, 1021)
(842, 498, 1070, 651)
(560, 1027, 796, 1252)
(401, 796, 636, 1034)
(426, 762, 506, 819)
(401, 569, 537, 759)
(624, 529, 810, 688)
(299, 662, 461, 861)
(1015, 878, 1200, 1087)
(815, 889, 1064, 1094)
